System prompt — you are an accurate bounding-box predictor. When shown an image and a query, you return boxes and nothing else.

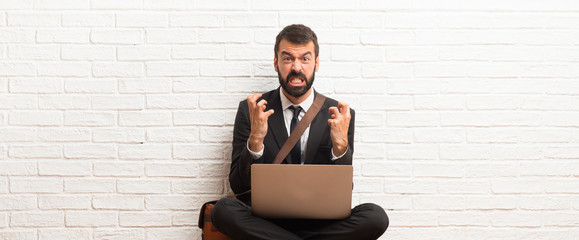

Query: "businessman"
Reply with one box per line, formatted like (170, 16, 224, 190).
(211, 24, 388, 240)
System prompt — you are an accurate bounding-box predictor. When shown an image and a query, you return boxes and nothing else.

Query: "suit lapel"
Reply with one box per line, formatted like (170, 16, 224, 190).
(305, 92, 328, 164)
(267, 89, 290, 163)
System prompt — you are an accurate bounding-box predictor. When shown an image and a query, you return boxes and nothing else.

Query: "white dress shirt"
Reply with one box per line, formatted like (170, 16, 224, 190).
(247, 88, 346, 163)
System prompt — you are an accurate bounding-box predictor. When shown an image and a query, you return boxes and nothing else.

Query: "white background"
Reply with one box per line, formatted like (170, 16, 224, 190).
(1, 0, 579, 239)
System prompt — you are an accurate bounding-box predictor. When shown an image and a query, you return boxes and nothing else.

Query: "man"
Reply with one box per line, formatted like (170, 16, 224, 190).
(211, 24, 389, 240)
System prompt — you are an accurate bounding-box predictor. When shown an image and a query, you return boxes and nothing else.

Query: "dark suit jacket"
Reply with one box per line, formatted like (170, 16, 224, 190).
(229, 88, 355, 204)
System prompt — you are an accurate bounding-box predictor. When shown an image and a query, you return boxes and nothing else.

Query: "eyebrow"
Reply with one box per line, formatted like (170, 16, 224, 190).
(280, 51, 312, 58)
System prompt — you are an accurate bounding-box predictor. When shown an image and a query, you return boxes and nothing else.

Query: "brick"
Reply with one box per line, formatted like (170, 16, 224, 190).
(0, 29, 35, 43)
(280, 13, 333, 29)
(519, 196, 573, 210)
(61, 46, 115, 60)
(62, 12, 113, 27)
(0, 161, 36, 176)
(91, 29, 143, 45)
(91, 0, 142, 9)
(200, 62, 251, 77)
(172, 179, 223, 194)
(117, 12, 168, 27)
(360, 195, 411, 210)
(173, 144, 225, 160)
(39, 160, 91, 176)
(8, 145, 62, 158)
(361, 30, 414, 45)
(65, 111, 115, 126)
(93, 229, 145, 240)
(94, 161, 144, 177)
(8, 45, 59, 60)
(491, 212, 541, 227)
(146, 29, 197, 44)
(92, 95, 144, 110)
(359, 96, 412, 111)
(38, 194, 91, 210)
(414, 128, 465, 143)
(414, 163, 464, 178)
(39, 95, 90, 109)
(199, 29, 251, 43)
(200, 126, 233, 143)
(545, 112, 579, 127)
(65, 79, 117, 93)
(8, 12, 60, 27)
(38, 62, 90, 77)
(199, 163, 229, 178)
(119, 111, 172, 126)
(146, 127, 198, 142)
(146, 62, 199, 77)
(389, 211, 437, 227)
(362, 63, 413, 78)
(93, 128, 145, 143)
(66, 211, 117, 227)
(543, 212, 579, 227)
(146, 162, 198, 177)
(353, 143, 385, 159)
(414, 95, 464, 110)
(521, 161, 573, 176)
(34, 0, 89, 9)
(545, 180, 579, 194)
(464, 196, 518, 210)
(65, 179, 115, 193)
(333, 13, 384, 28)
(465, 163, 518, 178)
(0, 0, 32, 9)
(387, 112, 439, 127)
(0, 63, 35, 76)
(39, 229, 90, 240)
(173, 212, 198, 226)
(170, 12, 221, 27)
(146, 0, 195, 9)
(0, 127, 35, 141)
(491, 179, 544, 194)
(37, 29, 89, 43)
(174, 110, 228, 126)
(173, 78, 226, 93)
(10, 178, 62, 193)
(172, 45, 224, 60)
(92, 95, 145, 110)
(11, 211, 64, 227)
(119, 144, 172, 160)
(440, 144, 489, 160)
(93, 62, 144, 78)
(441, 112, 490, 126)
(64, 144, 116, 159)
(438, 180, 490, 195)
(119, 79, 172, 93)
(93, 195, 144, 210)
(118, 46, 171, 61)
(224, 13, 277, 27)
(118, 179, 170, 194)
(199, 94, 247, 110)
(316, 30, 361, 45)
(387, 144, 439, 160)
(0, 231, 34, 240)
(0, 195, 36, 210)
(439, 212, 489, 227)
(414, 196, 465, 210)
(120, 212, 171, 227)
(197, 0, 249, 9)
(489, 145, 542, 160)
(146, 95, 198, 110)
(145, 195, 198, 210)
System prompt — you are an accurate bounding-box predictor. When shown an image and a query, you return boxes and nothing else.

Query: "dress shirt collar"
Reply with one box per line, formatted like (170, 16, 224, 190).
(279, 88, 314, 113)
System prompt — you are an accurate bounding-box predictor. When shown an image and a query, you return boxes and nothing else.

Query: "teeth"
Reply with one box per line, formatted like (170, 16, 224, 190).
(290, 78, 302, 83)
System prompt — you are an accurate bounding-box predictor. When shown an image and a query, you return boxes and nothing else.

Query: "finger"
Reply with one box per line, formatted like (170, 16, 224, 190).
(264, 109, 275, 118)
(328, 106, 339, 116)
(247, 93, 262, 105)
(338, 102, 350, 116)
(256, 99, 268, 111)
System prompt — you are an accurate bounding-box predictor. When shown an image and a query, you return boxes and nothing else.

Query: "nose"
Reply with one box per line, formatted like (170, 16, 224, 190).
(291, 60, 302, 72)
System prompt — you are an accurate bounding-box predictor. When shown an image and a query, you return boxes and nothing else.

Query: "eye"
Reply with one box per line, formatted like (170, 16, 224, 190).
(303, 57, 309, 61)
(283, 57, 292, 62)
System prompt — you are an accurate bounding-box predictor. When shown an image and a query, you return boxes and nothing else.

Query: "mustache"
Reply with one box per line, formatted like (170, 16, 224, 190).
(286, 71, 307, 82)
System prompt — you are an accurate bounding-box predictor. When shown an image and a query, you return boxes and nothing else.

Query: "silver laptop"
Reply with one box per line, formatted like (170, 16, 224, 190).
(251, 164, 353, 219)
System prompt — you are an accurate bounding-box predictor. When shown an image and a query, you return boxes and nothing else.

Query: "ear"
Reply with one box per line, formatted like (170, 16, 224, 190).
(315, 56, 320, 72)
(274, 57, 278, 72)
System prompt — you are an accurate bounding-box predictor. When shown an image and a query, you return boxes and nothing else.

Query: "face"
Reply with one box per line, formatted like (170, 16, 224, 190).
(274, 39, 319, 99)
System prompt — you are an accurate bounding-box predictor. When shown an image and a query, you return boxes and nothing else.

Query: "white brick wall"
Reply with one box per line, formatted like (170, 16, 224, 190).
(1, 1, 578, 239)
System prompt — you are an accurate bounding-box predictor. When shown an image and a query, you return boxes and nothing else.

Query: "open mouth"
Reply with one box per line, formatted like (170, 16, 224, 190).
(288, 77, 305, 87)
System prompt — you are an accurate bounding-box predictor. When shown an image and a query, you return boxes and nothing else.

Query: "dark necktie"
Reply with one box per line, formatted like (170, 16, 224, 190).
(288, 105, 302, 164)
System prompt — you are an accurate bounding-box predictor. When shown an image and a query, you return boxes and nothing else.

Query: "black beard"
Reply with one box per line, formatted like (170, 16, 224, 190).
(277, 67, 315, 98)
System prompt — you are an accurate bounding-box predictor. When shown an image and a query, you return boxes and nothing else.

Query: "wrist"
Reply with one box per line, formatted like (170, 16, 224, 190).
(332, 142, 348, 157)
(248, 134, 264, 152)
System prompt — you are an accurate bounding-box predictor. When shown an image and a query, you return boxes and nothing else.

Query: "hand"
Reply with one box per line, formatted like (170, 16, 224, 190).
(328, 101, 351, 157)
(247, 93, 274, 152)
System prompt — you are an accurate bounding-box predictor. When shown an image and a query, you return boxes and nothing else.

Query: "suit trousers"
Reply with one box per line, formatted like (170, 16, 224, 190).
(211, 198, 389, 240)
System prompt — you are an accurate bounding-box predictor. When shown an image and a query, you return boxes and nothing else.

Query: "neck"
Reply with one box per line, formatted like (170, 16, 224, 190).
(282, 88, 313, 105)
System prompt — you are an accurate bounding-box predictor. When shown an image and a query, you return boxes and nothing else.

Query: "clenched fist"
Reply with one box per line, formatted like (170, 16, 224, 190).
(328, 101, 351, 157)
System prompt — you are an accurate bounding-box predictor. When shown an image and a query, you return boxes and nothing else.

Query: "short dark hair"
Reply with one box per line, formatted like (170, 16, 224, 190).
(274, 24, 319, 59)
